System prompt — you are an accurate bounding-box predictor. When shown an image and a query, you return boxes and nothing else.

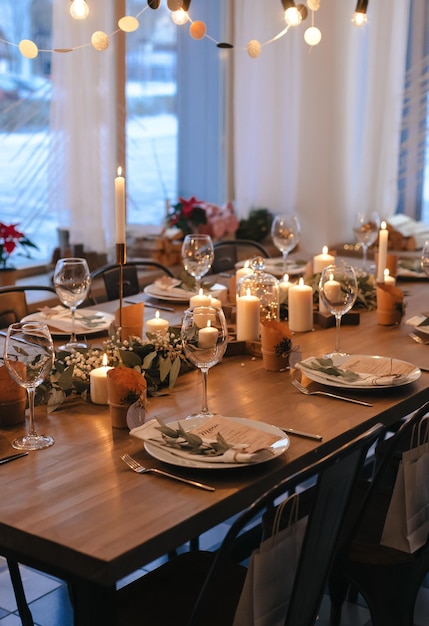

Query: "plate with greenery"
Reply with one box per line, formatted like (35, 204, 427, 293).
(296, 355, 421, 389)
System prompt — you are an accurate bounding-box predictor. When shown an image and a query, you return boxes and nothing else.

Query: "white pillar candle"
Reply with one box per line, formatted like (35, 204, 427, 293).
(279, 274, 294, 303)
(90, 354, 113, 405)
(115, 167, 126, 244)
(383, 268, 396, 286)
(321, 278, 342, 309)
(189, 288, 211, 307)
(210, 296, 222, 308)
(288, 278, 313, 332)
(146, 310, 169, 336)
(236, 261, 252, 283)
(236, 289, 260, 341)
(377, 221, 388, 283)
(198, 321, 218, 348)
(313, 246, 335, 274)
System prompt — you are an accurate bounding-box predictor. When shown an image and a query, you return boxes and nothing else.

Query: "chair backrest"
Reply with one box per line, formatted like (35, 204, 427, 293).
(89, 261, 175, 304)
(211, 239, 270, 274)
(188, 422, 384, 626)
(0, 286, 58, 328)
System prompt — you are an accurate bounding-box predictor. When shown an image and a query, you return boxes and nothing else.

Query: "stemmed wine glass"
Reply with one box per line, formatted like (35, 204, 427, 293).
(53, 258, 91, 351)
(181, 306, 228, 418)
(319, 264, 358, 357)
(271, 214, 300, 274)
(421, 241, 429, 277)
(181, 234, 214, 292)
(4, 322, 54, 450)
(353, 211, 380, 272)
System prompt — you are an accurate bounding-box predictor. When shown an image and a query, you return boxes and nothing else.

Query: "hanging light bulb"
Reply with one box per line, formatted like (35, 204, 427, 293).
(70, 0, 89, 20)
(171, 9, 189, 25)
(281, 0, 302, 27)
(352, 0, 369, 27)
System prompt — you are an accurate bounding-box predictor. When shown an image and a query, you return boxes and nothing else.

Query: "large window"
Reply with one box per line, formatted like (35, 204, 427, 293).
(0, 0, 180, 263)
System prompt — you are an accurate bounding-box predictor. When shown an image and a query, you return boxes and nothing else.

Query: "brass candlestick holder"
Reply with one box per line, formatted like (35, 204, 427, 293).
(116, 243, 126, 339)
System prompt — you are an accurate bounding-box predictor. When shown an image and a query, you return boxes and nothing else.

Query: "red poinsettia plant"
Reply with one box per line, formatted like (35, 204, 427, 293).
(166, 196, 239, 239)
(0, 222, 38, 269)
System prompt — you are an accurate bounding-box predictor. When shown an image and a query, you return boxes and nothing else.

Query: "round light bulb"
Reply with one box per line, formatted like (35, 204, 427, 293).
(70, 0, 89, 20)
(91, 31, 109, 51)
(247, 39, 261, 58)
(118, 16, 139, 33)
(190, 21, 206, 40)
(351, 12, 368, 27)
(19, 39, 38, 59)
(284, 7, 302, 27)
(171, 9, 189, 25)
(304, 26, 322, 46)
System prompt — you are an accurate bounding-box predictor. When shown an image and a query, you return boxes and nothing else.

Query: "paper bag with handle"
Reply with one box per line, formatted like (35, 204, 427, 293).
(381, 416, 429, 553)
(233, 494, 307, 626)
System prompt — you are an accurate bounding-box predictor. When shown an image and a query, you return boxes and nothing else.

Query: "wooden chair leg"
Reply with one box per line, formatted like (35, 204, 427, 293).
(7, 560, 34, 626)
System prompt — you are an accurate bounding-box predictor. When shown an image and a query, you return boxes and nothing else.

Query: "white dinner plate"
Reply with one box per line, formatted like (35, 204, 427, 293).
(143, 283, 227, 303)
(21, 308, 114, 337)
(297, 354, 421, 389)
(143, 283, 194, 302)
(236, 258, 308, 277)
(397, 260, 428, 280)
(141, 416, 289, 470)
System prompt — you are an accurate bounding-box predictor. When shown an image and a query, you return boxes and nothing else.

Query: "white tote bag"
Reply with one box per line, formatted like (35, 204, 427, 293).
(233, 494, 308, 626)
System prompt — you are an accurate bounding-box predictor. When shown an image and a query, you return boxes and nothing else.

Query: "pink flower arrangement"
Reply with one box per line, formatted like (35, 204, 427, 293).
(167, 197, 239, 240)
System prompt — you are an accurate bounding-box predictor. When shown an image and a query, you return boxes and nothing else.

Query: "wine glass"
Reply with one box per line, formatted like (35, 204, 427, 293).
(319, 264, 358, 357)
(53, 258, 91, 350)
(4, 322, 54, 450)
(181, 234, 214, 291)
(271, 214, 301, 274)
(353, 211, 380, 272)
(181, 305, 228, 418)
(421, 241, 429, 277)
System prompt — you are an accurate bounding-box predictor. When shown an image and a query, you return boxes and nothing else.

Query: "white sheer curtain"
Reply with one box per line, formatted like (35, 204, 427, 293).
(50, 2, 117, 256)
(233, 0, 410, 253)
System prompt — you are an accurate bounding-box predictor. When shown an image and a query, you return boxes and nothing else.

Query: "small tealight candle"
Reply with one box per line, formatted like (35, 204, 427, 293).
(279, 273, 293, 303)
(146, 310, 169, 336)
(383, 268, 396, 286)
(90, 354, 113, 405)
(377, 221, 388, 283)
(189, 288, 211, 307)
(198, 320, 218, 348)
(236, 289, 260, 341)
(313, 246, 335, 274)
(288, 278, 313, 333)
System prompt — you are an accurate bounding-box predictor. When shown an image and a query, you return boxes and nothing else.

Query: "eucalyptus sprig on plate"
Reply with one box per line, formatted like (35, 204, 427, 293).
(155, 419, 233, 457)
(300, 357, 362, 382)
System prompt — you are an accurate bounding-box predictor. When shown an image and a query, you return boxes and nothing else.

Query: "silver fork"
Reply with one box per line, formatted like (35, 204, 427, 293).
(291, 378, 372, 407)
(409, 331, 429, 345)
(121, 454, 215, 492)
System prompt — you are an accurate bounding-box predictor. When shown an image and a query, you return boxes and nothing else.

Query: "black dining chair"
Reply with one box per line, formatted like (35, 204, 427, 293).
(115, 423, 384, 626)
(211, 239, 270, 274)
(0, 285, 58, 327)
(89, 261, 175, 304)
(328, 401, 429, 626)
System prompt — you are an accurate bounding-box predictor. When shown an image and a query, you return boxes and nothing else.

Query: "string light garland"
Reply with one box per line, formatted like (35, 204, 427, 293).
(0, 0, 369, 60)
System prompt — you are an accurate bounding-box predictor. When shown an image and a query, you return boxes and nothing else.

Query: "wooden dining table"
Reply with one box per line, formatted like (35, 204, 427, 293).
(0, 276, 429, 625)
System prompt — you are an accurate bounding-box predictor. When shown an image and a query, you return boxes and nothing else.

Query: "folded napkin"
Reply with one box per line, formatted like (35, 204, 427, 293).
(298, 356, 417, 387)
(36, 306, 107, 333)
(406, 315, 429, 331)
(130, 416, 281, 464)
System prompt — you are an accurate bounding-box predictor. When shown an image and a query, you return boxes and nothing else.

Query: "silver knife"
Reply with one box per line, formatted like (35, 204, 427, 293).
(0, 452, 29, 465)
(282, 428, 323, 441)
